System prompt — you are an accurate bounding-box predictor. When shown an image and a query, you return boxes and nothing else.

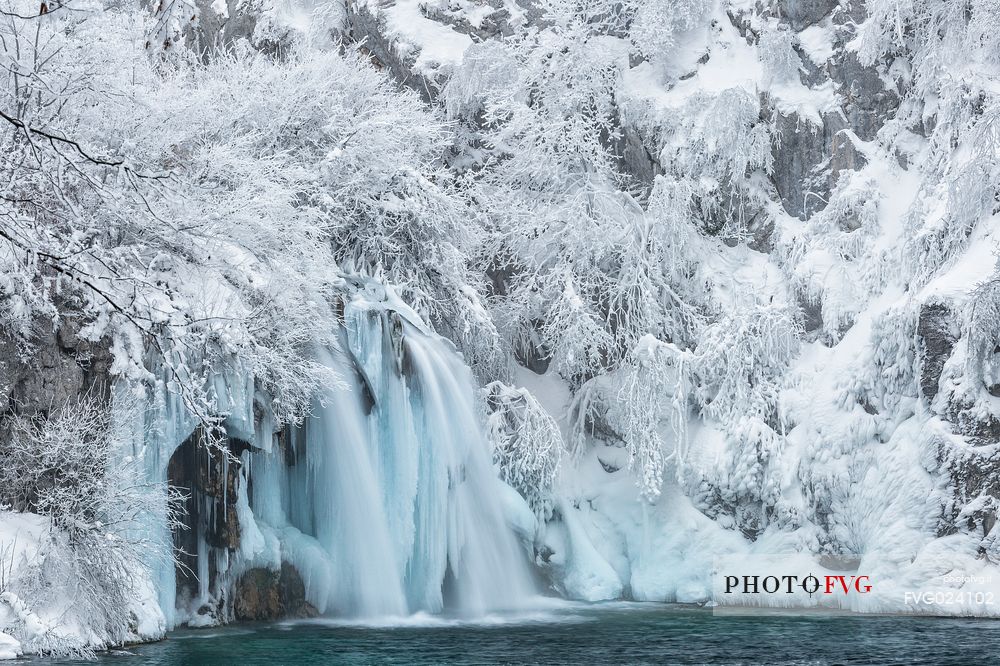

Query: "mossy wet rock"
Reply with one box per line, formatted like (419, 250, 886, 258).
(233, 563, 318, 621)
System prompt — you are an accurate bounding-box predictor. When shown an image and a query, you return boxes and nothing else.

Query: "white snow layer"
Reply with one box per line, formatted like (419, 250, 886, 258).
(0, 511, 163, 659)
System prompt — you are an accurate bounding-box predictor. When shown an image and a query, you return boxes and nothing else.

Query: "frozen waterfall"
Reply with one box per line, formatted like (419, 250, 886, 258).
(253, 299, 536, 616)
(141, 291, 537, 624)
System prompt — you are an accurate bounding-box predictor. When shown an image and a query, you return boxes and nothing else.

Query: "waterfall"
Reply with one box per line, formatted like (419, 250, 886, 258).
(244, 295, 537, 618)
(131, 288, 538, 627)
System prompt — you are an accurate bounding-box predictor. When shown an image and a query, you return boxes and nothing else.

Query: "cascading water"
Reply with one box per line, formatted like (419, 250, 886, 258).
(241, 292, 537, 618)
(282, 294, 531, 617)
(306, 298, 530, 616)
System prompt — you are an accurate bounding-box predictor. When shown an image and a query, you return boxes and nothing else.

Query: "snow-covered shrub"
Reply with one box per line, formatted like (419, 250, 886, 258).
(442, 40, 521, 120)
(859, 0, 1000, 288)
(484, 383, 563, 521)
(0, 397, 181, 657)
(759, 26, 801, 87)
(965, 274, 1000, 386)
(836, 305, 919, 417)
(693, 298, 800, 425)
(565, 333, 695, 500)
(540, 275, 616, 383)
(900, 126, 998, 288)
(613, 336, 692, 499)
(939, 271, 1000, 434)
(777, 173, 885, 342)
(608, 177, 710, 354)
(441, 286, 514, 385)
(628, 0, 705, 60)
(854, 0, 919, 66)
(656, 87, 773, 239)
(695, 415, 785, 539)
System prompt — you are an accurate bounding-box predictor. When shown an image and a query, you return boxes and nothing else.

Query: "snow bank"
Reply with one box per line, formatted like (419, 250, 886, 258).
(0, 512, 47, 660)
(0, 511, 165, 658)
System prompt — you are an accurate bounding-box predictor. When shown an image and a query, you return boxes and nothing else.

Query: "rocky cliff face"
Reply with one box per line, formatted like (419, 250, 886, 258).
(0, 311, 112, 422)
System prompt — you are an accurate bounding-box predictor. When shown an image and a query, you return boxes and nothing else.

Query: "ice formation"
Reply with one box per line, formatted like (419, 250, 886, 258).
(137, 290, 536, 627)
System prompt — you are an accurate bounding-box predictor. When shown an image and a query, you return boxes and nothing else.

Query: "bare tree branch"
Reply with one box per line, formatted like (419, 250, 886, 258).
(0, 107, 123, 166)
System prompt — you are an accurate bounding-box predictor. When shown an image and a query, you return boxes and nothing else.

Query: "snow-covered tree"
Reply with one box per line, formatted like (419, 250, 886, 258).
(858, 0, 1000, 286)
(0, 0, 494, 427)
(615, 336, 692, 499)
(693, 297, 800, 425)
(628, 0, 705, 60)
(484, 382, 563, 520)
(0, 396, 182, 657)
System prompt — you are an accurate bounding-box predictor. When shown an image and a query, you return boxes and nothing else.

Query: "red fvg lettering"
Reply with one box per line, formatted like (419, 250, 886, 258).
(823, 575, 872, 594)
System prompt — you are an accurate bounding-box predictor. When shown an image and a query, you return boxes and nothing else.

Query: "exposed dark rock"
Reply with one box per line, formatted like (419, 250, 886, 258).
(797, 294, 824, 336)
(169, 430, 257, 601)
(748, 216, 777, 254)
(773, 111, 824, 219)
(772, 108, 866, 219)
(233, 563, 318, 621)
(618, 121, 662, 194)
(0, 308, 112, 419)
(8, 334, 84, 416)
(598, 456, 621, 473)
(195, 0, 261, 50)
(778, 0, 840, 30)
(818, 554, 862, 570)
(343, 1, 440, 102)
(826, 52, 898, 142)
(832, 0, 867, 25)
(420, 0, 541, 40)
(578, 402, 623, 445)
(536, 543, 555, 564)
(767, 1, 899, 221)
(917, 302, 959, 402)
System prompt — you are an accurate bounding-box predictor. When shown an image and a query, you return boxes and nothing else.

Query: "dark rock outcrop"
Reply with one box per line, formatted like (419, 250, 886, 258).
(779, 0, 841, 30)
(0, 311, 112, 419)
(343, 1, 440, 102)
(917, 302, 959, 402)
(169, 430, 257, 603)
(772, 109, 867, 220)
(826, 51, 898, 143)
(233, 563, 318, 621)
(767, 1, 898, 220)
(421, 0, 540, 41)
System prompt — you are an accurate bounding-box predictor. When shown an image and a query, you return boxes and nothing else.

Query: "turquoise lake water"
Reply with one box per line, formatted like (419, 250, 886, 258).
(30, 602, 1000, 665)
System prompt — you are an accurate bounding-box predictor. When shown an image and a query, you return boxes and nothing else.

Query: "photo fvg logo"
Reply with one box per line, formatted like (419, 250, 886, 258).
(713, 555, 1000, 614)
(722, 574, 872, 596)
(710, 554, 875, 614)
